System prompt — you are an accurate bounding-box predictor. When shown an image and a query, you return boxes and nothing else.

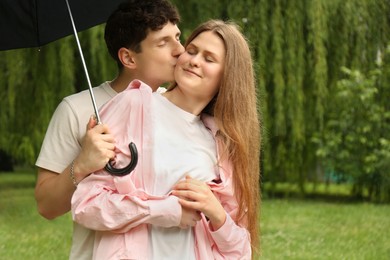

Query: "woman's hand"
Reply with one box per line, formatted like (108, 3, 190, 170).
(172, 175, 226, 231)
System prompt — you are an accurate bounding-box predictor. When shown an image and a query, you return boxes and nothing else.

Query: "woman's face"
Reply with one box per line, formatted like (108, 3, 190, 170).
(174, 30, 226, 102)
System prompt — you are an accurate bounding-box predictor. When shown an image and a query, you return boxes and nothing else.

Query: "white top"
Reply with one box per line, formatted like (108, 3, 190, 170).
(149, 92, 218, 259)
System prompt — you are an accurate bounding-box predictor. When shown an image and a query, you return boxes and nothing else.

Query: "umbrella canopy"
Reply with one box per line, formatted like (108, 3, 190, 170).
(0, 0, 126, 123)
(0, 0, 124, 51)
(0, 0, 136, 176)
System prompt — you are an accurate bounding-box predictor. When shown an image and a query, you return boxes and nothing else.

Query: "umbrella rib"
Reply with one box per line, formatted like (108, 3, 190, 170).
(34, 0, 41, 47)
(64, 0, 102, 124)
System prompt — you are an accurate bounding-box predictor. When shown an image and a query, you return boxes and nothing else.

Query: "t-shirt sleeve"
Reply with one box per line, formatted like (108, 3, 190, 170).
(35, 98, 81, 174)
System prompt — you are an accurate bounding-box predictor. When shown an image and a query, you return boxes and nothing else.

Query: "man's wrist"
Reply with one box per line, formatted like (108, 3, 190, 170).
(69, 160, 78, 187)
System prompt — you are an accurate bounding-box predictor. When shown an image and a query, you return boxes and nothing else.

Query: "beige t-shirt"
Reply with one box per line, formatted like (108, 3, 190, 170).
(36, 81, 117, 260)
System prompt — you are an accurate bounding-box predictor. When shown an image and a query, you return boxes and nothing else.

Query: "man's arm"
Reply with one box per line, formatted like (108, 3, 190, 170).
(35, 167, 76, 219)
(35, 118, 116, 219)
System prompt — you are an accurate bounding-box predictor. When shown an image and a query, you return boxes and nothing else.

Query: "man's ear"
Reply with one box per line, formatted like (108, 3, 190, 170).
(118, 47, 136, 69)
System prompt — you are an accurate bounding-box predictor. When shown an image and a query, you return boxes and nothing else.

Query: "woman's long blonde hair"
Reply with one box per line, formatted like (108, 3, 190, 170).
(179, 20, 261, 253)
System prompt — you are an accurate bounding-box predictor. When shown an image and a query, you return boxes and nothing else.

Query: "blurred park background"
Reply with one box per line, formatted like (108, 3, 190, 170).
(0, 0, 389, 259)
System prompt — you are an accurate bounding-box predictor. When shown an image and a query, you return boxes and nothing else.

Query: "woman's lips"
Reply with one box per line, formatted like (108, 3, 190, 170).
(183, 68, 201, 77)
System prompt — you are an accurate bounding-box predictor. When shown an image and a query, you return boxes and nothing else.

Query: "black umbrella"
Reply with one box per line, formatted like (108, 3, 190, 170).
(0, 0, 123, 51)
(0, 0, 137, 175)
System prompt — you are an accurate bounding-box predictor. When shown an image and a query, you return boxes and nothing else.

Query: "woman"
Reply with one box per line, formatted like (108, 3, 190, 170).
(72, 19, 260, 259)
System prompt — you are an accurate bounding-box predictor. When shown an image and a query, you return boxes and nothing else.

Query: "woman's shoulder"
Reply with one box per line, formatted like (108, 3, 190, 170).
(201, 114, 218, 136)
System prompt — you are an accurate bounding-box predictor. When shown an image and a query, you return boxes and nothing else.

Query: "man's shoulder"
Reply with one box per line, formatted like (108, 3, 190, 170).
(63, 81, 115, 108)
(64, 82, 109, 101)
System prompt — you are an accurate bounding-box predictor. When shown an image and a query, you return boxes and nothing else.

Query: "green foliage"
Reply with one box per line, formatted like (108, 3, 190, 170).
(172, 0, 225, 39)
(218, 0, 390, 203)
(317, 55, 390, 202)
(79, 26, 117, 88)
(0, 25, 114, 166)
(0, 41, 77, 165)
(1, 0, 390, 202)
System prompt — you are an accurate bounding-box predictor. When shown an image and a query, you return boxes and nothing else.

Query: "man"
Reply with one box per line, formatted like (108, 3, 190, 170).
(34, 0, 184, 259)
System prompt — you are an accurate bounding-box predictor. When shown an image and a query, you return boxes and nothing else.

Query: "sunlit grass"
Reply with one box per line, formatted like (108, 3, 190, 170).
(1, 172, 389, 259)
(0, 172, 72, 259)
(260, 199, 390, 259)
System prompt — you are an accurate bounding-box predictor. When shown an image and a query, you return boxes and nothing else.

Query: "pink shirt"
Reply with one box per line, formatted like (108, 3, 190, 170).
(71, 80, 252, 259)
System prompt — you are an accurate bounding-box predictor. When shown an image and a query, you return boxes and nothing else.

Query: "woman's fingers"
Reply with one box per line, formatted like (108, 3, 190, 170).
(174, 176, 207, 192)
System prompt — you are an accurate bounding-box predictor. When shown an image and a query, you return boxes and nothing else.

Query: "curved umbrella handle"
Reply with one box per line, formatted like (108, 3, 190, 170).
(104, 142, 138, 176)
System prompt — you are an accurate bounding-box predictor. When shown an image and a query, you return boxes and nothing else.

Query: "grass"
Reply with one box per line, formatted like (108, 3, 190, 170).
(1, 172, 389, 259)
(0, 172, 72, 259)
(260, 199, 390, 259)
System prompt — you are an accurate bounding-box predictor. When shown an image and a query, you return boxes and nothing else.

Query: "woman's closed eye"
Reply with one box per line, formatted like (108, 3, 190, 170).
(205, 55, 215, 62)
(186, 47, 197, 55)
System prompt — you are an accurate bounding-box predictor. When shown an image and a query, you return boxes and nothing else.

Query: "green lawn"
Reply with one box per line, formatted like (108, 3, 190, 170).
(0, 172, 72, 259)
(260, 199, 390, 259)
(1, 172, 389, 259)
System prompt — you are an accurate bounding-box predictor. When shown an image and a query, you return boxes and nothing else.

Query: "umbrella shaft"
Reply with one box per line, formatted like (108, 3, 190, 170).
(65, 0, 102, 124)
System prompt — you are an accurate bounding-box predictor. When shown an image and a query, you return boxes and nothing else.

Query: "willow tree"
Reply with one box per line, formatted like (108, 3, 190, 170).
(78, 25, 117, 91)
(172, 0, 226, 39)
(0, 39, 75, 165)
(317, 0, 390, 201)
(0, 25, 115, 167)
(173, 0, 390, 197)
(2, 0, 390, 201)
(302, 0, 330, 193)
(319, 62, 390, 202)
(225, 0, 328, 193)
(227, 0, 390, 197)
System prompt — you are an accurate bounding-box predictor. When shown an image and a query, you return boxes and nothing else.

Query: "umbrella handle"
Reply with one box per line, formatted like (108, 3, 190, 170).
(104, 142, 138, 176)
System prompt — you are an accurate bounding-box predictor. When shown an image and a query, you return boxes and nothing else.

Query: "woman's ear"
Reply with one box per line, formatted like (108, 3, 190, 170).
(118, 47, 136, 69)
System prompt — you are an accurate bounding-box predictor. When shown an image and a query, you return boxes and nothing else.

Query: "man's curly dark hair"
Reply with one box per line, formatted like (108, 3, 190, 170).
(104, 0, 180, 68)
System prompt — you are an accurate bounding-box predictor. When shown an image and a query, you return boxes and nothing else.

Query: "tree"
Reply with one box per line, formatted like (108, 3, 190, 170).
(1, 0, 390, 202)
(0, 26, 115, 167)
(317, 56, 390, 202)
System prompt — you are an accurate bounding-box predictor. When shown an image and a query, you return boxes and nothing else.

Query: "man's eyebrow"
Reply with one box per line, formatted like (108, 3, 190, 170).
(155, 33, 181, 42)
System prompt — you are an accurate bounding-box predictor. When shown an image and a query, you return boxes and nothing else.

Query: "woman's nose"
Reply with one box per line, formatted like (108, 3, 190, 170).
(189, 54, 200, 67)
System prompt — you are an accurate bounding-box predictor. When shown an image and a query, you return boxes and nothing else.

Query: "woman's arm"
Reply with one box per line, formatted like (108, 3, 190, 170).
(172, 175, 251, 259)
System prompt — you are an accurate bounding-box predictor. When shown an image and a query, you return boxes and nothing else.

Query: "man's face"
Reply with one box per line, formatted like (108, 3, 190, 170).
(132, 22, 184, 91)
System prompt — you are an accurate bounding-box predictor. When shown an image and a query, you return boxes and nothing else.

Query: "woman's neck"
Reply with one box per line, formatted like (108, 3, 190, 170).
(163, 87, 208, 116)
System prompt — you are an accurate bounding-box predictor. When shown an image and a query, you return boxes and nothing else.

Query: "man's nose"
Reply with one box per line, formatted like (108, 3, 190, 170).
(173, 41, 185, 57)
